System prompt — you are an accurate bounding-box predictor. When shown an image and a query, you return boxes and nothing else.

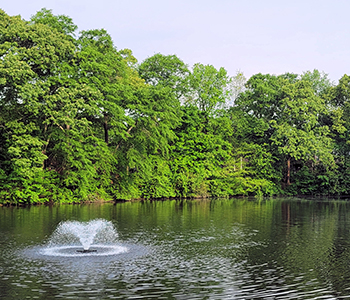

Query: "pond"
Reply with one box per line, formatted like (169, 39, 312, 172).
(1, 198, 350, 299)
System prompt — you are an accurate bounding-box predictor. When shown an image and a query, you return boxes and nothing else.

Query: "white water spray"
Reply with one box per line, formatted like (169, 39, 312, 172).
(41, 219, 127, 257)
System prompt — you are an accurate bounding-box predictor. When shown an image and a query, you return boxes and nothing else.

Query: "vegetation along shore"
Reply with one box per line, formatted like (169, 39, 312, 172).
(1, 8, 350, 204)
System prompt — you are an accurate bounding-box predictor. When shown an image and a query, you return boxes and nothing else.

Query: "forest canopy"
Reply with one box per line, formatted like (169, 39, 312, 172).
(0, 8, 349, 204)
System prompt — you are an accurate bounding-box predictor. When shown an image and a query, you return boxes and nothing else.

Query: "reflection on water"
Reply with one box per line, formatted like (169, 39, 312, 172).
(1, 198, 350, 299)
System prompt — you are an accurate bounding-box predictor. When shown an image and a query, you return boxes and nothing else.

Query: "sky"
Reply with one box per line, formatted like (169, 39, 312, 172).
(1, 0, 350, 82)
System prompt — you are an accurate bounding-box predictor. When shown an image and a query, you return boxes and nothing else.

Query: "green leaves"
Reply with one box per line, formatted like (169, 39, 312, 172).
(236, 72, 335, 191)
(138, 53, 190, 99)
(270, 80, 334, 167)
(187, 63, 231, 114)
(30, 8, 78, 37)
(2, 7, 350, 202)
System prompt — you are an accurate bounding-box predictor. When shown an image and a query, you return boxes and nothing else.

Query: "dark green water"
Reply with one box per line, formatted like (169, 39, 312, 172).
(1, 198, 350, 299)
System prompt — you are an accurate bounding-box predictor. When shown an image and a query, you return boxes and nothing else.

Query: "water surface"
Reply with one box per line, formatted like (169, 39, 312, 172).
(1, 198, 350, 299)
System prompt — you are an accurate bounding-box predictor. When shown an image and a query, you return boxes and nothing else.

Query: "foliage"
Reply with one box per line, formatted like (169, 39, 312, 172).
(1, 8, 350, 203)
(187, 63, 231, 114)
(138, 53, 190, 99)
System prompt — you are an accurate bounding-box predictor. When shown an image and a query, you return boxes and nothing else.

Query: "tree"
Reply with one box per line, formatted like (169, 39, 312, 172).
(269, 79, 334, 185)
(301, 69, 334, 97)
(0, 10, 128, 202)
(169, 106, 234, 198)
(235, 73, 334, 190)
(0, 9, 78, 202)
(138, 53, 190, 100)
(76, 29, 132, 145)
(227, 70, 247, 107)
(113, 83, 182, 199)
(324, 74, 350, 194)
(187, 63, 231, 115)
(30, 8, 78, 37)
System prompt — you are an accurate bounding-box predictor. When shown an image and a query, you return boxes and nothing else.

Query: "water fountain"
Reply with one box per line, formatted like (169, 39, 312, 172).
(40, 219, 128, 257)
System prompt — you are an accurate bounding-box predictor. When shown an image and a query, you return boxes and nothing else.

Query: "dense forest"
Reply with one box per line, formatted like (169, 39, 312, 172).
(1, 8, 350, 204)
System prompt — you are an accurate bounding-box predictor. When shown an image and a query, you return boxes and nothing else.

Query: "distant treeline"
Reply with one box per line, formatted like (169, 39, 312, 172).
(1, 8, 350, 204)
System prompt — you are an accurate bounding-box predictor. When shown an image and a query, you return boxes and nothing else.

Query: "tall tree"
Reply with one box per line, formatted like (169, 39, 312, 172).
(187, 63, 231, 115)
(0, 9, 80, 202)
(324, 75, 350, 194)
(138, 53, 190, 100)
(76, 29, 132, 145)
(301, 69, 334, 97)
(30, 8, 78, 37)
(236, 73, 334, 189)
(227, 70, 247, 107)
(269, 79, 334, 185)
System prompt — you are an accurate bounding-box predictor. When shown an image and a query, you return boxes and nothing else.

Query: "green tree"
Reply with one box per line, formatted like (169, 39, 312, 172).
(187, 63, 231, 114)
(301, 69, 334, 97)
(269, 79, 334, 186)
(0, 10, 125, 202)
(138, 53, 190, 99)
(113, 84, 181, 199)
(169, 106, 234, 198)
(235, 73, 334, 191)
(30, 8, 78, 37)
(324, 74, 350, 194)
(0, 9, 80, 202)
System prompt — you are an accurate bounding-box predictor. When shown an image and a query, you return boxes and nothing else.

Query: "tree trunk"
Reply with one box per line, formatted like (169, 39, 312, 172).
(287, 158, 291, 185)
(104, 115, 109, 144)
